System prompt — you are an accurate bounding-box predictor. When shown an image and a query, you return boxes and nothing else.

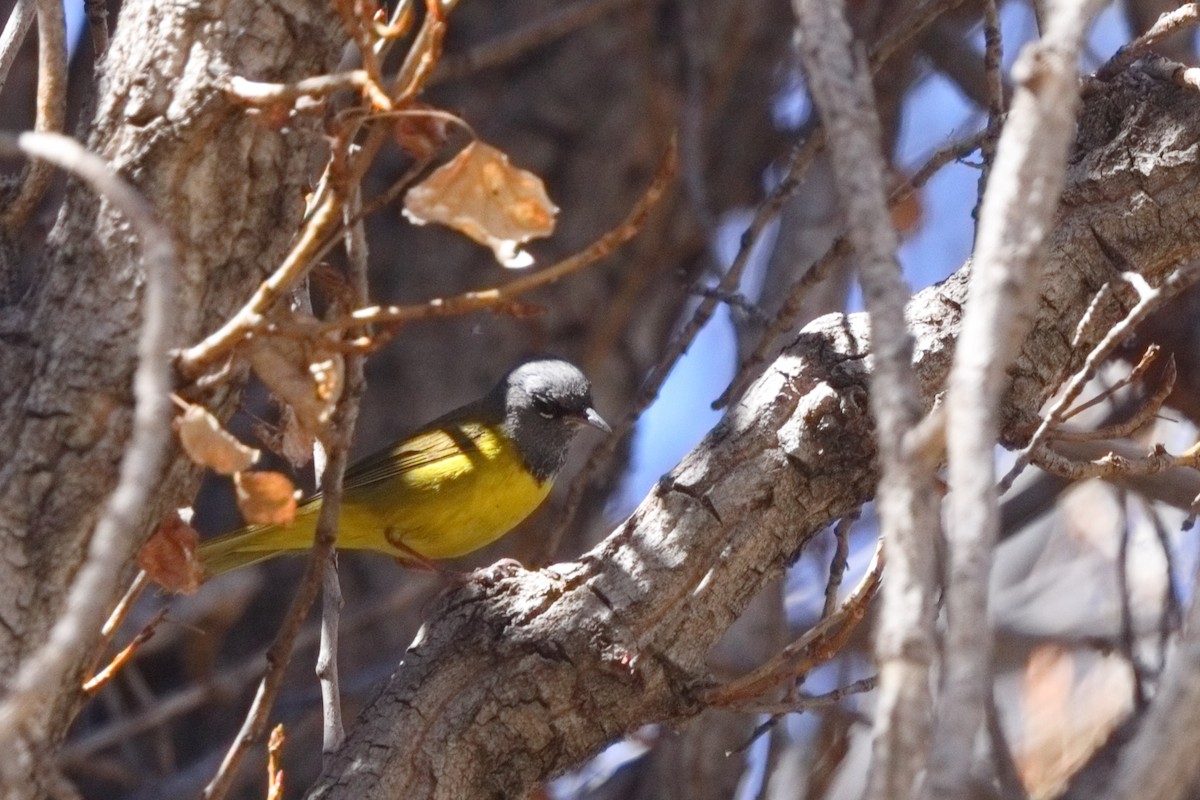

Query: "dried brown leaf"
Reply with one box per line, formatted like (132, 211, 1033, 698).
(247, 325, 345, 439)
(235, 470, 299, 526)
(393, 104, 450, 161)
(177, 404, 260, 475)
(403, 140, 558, 268)
(253, 406, 316, 470)
(139, 511, 203, 594)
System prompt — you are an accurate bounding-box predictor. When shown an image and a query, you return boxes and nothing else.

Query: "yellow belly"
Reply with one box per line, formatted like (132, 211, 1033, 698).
(198, 423, 552, 575)
(340, 434, 551, 559)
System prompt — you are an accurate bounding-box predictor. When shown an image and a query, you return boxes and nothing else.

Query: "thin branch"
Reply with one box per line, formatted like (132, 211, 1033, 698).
(317, 184, 371, 760)
(986, 688, 1027, 800)
(226, 71, 377, 106)
(81, 609, 167, 696)
(58, 581, 431, 764)
(0, 131, 178, 764)
(932, 2, 1103, 796)
(201, 384, 363, 800)
(1058, 343, 1167, 423)
(1028, 441, 1200, 481)
(1145, 502, 1181, 675)
(1114, 492, 1150, 709)
(736, 675, 878, 716)
(1048, 353, 1175, 442)
(823, 513, 856, 620)
(1097, 3, 1200, 80)
(0, 0, 68, 233)
(176, 190, 345, 379)
(972, 0, 1004, 227)
(301, 136, 675, 347)
(703, 539, 883, 707)
(714, 129, 987, 410)
(1001, 266, 1200, 492)
(548, 132, 824, 552)
(0, 0, 34, 97)
(432, 0, 645, 85)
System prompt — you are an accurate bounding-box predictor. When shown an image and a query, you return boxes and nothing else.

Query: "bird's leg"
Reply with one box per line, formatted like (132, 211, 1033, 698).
(387, 535, 475, 584)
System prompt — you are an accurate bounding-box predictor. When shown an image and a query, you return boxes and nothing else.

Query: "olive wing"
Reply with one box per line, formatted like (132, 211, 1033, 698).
(342, 419, 499, 492)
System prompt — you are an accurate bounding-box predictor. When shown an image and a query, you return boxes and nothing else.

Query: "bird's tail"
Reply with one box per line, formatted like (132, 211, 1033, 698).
(198, 511, 319, 578)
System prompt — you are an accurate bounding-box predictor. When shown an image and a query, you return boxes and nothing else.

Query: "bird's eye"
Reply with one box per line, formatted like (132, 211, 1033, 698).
(532, 396, 556, 419)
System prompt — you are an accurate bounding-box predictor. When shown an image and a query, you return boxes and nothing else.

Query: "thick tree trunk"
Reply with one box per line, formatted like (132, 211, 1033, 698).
(0, 0, 344, 741)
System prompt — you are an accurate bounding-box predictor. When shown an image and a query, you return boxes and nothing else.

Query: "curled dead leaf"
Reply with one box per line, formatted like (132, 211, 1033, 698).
(139, 511, 203, 594)
(393, 104, 450, 161)
(235, 470, 299, 527)
(253, 405, 316, 470)
(177, 403, 260, 475)
(247, 322, 344, 440)
(403, 140, 558, 268)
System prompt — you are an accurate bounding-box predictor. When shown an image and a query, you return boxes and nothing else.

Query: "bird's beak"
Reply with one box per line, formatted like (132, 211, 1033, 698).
(579, 407, 612, 434)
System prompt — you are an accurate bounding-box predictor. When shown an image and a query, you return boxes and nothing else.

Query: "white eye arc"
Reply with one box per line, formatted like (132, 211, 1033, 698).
(532, 396, 556, 419)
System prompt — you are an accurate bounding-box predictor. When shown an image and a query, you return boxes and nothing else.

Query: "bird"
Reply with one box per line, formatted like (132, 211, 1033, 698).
(198, 357, 610, 578)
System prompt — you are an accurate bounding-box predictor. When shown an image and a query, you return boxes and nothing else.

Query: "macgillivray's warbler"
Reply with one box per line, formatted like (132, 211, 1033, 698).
(198, 357, 610, 578)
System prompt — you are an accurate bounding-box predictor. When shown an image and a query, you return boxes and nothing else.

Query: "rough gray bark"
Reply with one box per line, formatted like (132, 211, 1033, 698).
(307, 68, 1200, 800)
(0, 0, 345, 763)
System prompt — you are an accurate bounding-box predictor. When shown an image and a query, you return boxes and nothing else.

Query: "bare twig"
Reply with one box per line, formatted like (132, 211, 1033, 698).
(1048, 353, 1175, 442)
(59, 581, 431, 764)
(1146, 503, 1181, 674)
(1001, 267, 1200, 492)
(986, 688, 1026, 800)
(548, 132, 823, 550)
(226, 71, 377, 106)
(0, 0, 68, 233)
(201, 394, 362, 800)
(1098, 3, 1200, 80)
(177, 191, 345, 379)
(973, 0, 1004, 226)
(823, 513, 856, 620)
(1114, 492, 1150, 709)
(315, 136, 673, 344)
(736, 675, 878, 716)
(703, 539, 883, 707)
(0, 0, 34, 96)
(1029, 440, 1200, 481)
(266, 725, 285, 800)
(1059, 344, 1166, 422)
(81, 609, 167, 696)
(714, 129, 987, 410)
(316, 184, 371, 760)
(932, 3, 1103, 796)
(0, 131, 178, 766)
(1141, 59, 1200, 90)
(99, 571, 150, 643)
(433, 0, 645, 85)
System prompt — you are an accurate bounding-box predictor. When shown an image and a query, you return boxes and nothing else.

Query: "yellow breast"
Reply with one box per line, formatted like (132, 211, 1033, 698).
(337, 423, 551, 560)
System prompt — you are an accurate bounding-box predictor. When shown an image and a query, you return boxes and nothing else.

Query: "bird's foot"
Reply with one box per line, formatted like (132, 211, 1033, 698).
(471, 557, 528, 586)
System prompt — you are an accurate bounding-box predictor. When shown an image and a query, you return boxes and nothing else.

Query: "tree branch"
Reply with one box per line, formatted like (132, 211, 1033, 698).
(305, 67, 1200, 800)
(0, 131, 177, 790)
(932, 1, 1103, 794)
